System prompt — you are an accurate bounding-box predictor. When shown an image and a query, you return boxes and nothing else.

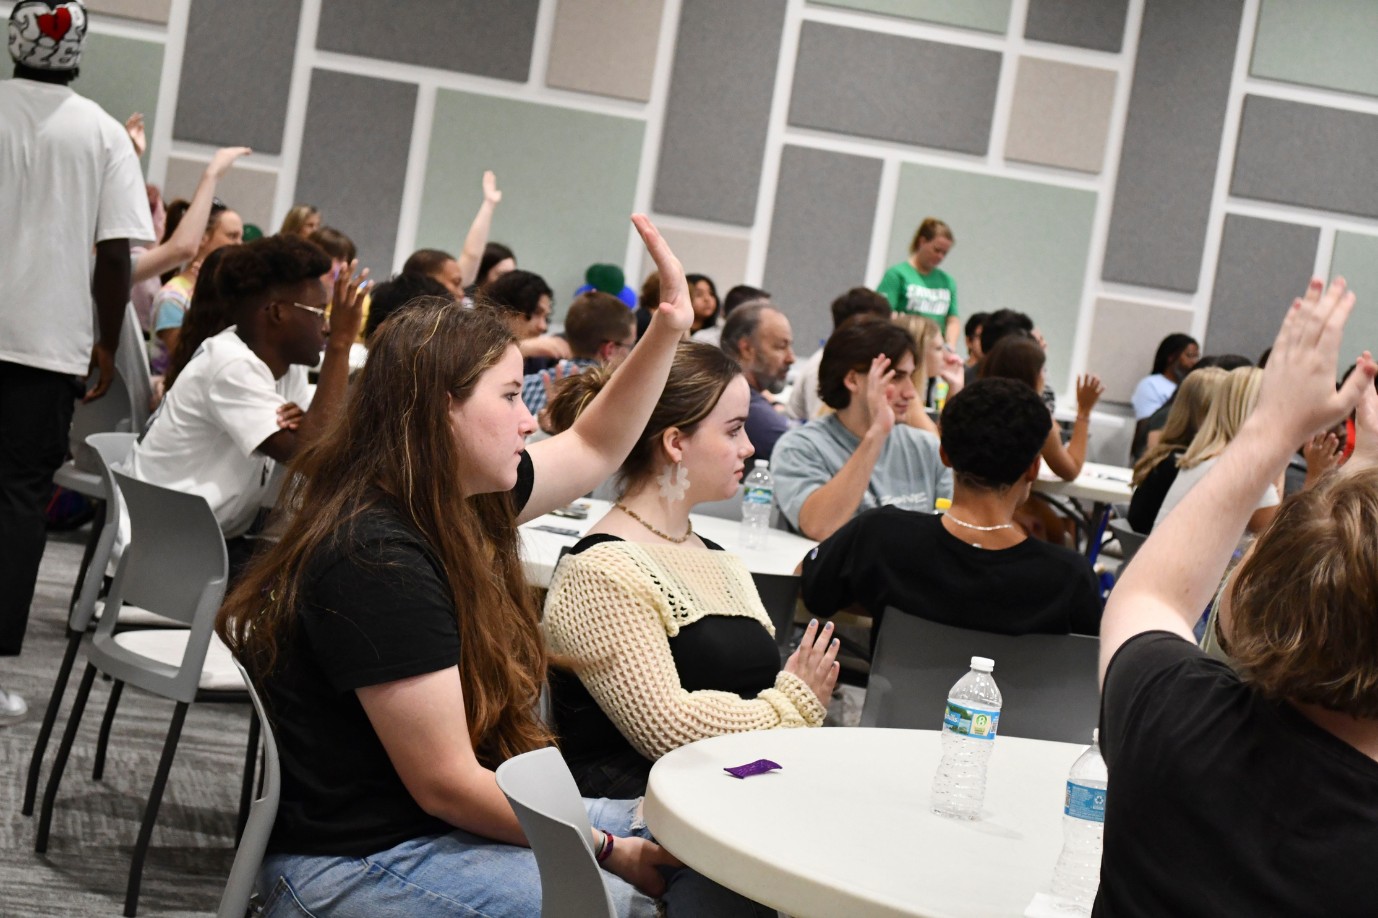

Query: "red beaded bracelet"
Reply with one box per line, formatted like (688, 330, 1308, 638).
(596, 830, 615, 864)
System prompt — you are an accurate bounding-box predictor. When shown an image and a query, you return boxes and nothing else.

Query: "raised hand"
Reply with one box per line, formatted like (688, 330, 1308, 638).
(482, 170, 502, 206)
(1076, 374, 1104, 415)
(1254, 278, 1376, 446)
(937, 348, 966, 395)
(329, 259, 370, 345)
(124, 113, 146, 157)
(207, 146, 252, 179)
(783, 619, 841, 707)
(631, 214, 693, 334)
(1345, 366, 1378, 473)
(863, 354, 897, 437)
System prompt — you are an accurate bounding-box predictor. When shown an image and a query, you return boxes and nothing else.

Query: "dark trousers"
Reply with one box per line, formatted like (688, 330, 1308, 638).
(0, 361, 80, 656)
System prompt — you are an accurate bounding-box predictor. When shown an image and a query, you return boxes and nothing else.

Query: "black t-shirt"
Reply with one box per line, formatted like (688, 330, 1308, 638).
(799, 506, 1102, 639)
(1126, 451, 1180, 534)
(551, 533, 780, 798)
(1096, 632, 1378, 916)
(263, 452, 534, 857)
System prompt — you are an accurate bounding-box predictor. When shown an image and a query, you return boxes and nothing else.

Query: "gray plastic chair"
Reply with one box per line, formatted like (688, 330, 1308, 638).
(495, 747, 617, 918)
(1108, 518, 1148, 564)
(21, 432, 138, 817)
(860, 609, 1100, 744)
(217, 659, 281, 918)
(35, 471, 230, 917)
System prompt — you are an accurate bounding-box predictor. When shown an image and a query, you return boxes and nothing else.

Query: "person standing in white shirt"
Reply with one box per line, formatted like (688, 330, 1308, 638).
(0, 1, 154, 724)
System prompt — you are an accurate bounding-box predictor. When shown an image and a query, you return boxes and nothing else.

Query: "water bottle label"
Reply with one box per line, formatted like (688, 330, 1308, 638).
(743, 485, 772, 506)
(941, 702, 999, 739)
(1064, 781, 1106, 823)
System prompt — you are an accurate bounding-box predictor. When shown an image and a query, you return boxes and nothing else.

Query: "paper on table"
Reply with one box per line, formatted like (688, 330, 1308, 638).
(1025, 891, 1088, 917)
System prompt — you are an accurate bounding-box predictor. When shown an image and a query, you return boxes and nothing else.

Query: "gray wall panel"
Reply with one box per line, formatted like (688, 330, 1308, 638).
(173, 0, 300, 152)
(295, 70, 416, 275)
(788, 22, 1001, 155)
(1232, 95, 1378, 220)
(763, 146, 883, 351)
(316, 0, 538, 82)
(1102, 0, 1243, 292)
(652, 0, 787, 225)
(1024, 0, 1129, 52)
(1206, 215, 1318, 359)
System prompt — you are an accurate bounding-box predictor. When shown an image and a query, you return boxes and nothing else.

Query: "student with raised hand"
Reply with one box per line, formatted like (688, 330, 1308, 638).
(402, 170, 506, 295)
(216, 216, 770, 917)
(132, 145, 252, 290)
(1096, 277, 1378, 916)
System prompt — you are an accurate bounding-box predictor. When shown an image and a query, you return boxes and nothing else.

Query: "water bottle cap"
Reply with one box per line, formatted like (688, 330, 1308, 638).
(970, 656, 994, 672)
(934, 497, 952, 511)
(754, 459, 769, 469)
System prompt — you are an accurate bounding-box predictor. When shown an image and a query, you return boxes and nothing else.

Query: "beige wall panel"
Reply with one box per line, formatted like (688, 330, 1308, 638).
(546, 0, 665, 102)
(1004, 57, 1116, 174)
(637, 225, 751, 293)
(87, 0, 171, 23)
(162, 154, 280, 237)
(1086, 297, 1194, 404)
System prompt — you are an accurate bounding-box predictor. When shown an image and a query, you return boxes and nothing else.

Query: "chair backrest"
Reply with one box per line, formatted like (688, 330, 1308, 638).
(67, 433, 140, 632)
(495, 747, 616, 918)
(218, 659, 282, 918)
(860, 609, 1100, 744)
(90, 471, 228, 702)
(68, 371, 133, 467)
(1109, 518, 1148, 564)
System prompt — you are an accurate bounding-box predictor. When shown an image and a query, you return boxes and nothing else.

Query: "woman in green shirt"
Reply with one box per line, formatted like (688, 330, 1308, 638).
(876, 217, 959, 347)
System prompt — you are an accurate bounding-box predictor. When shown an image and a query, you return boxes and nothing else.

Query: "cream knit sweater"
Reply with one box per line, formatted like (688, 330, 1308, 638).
(543, 539, 826, 761)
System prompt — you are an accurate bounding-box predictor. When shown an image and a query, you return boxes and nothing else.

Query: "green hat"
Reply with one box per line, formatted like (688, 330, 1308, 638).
(585, 263, 626, 295)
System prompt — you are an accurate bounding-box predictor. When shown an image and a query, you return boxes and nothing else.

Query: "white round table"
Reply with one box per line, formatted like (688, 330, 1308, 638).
(644, 728, 1083, 918)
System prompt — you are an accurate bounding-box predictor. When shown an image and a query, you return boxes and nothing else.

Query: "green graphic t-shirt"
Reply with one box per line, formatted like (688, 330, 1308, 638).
(876, 261, 958, 322)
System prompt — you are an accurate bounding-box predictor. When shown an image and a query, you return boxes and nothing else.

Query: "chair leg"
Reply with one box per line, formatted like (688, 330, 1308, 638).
(23, 630, 83, 816)
(36, 663, 97, 854)
(93, 679, 125, 781)
(66, 499, 106, 614)
(235, 709, 261, 845)
(124, 701, 188, 918)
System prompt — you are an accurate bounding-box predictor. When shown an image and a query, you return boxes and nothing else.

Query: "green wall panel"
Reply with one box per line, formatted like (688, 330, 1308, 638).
(886, 164, 1096, 390)
(1330, 232, 1378, 370)
(811, 0, 1010, 34)
(418, 90, 644, 317)
(1251, 0, 1378, 98)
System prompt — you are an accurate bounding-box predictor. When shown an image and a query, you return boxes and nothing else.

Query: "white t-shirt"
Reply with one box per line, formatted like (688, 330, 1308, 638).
(1131, 374, 1177, 420)
(786, 347, 825, 421)
(1154, 456, 1280, 531)
(123, 328, 312, 538)
(0, 79, 153, 375)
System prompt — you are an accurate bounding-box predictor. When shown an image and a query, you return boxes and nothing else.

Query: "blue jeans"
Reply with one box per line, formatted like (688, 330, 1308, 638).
(258, 798, 771, 918)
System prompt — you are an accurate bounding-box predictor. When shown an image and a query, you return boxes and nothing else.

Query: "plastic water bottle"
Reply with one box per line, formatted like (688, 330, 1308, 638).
(931, 656, 1002, 819)
(741, 459, 774, 550)
(1050, 730, 1108, 912)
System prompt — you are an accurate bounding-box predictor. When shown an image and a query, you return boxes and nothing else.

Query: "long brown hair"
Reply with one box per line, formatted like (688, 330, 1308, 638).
(216, 298, 551, 766)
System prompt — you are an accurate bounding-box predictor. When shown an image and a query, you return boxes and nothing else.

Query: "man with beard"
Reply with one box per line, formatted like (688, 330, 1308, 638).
(720, 301, 796, 463)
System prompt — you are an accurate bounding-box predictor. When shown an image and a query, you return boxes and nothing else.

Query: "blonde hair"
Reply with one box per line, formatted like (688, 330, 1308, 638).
(1226, 468, 1378, 718)
(891, 314, 940, 381)
(1178, 367, 1263, 470)
(1132, 367, 1227, 485)
(278, 204, 318, 237)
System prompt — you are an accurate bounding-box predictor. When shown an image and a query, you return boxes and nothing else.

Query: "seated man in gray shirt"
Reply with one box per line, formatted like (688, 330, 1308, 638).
(772, 316, 952, 540)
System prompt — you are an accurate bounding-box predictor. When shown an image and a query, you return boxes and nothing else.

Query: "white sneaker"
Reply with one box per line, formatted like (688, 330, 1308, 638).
(0, 688, 27, 726)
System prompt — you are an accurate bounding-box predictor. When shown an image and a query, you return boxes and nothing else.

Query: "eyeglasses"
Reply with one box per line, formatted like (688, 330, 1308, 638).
(279, 301, 327, 322)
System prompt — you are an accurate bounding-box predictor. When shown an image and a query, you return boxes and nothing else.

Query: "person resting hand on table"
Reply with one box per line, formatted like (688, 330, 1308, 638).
(1096, 277, 1378, 916)
(216, 215, 769, 918)
(543, 342, 840, 800)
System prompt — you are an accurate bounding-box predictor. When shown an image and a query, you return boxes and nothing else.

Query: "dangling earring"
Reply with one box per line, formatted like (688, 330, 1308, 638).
(658, 462, 690, 501)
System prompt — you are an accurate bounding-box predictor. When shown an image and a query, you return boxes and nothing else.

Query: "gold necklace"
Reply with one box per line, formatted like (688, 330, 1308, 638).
(615, 502, 694, 544)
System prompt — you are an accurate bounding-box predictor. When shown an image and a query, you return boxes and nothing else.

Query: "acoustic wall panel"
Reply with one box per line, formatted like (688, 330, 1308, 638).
(419, 90, 644, 314)
(546, 0, 665, 103)
(886, 164, 1097, 390)
(164, 155, 279, 238)
(1231, 96, 1378, 220)
(811, 0, 1011, 34)
(294, 71, 416, 275)
(1252, 0, 1378, 99)
(66, 33, 163, 169)
(763, 146, 883, 351)
(1329, 232, 1378, 370)
(1102, 0, 1244, 292)
(652, 0, 787, 225)
(788, 22, 1001, 155)
(316, 0, 539, 83)
(1004, 57, 1116, 174)
(1085, 298, 1193, 404)
(86, 0, 171, 23)
(637, 227, 751, 297)
(1205, 215, 1318, 360)
(1024, 0, 1129, 52)
(174, 0, 300, 153)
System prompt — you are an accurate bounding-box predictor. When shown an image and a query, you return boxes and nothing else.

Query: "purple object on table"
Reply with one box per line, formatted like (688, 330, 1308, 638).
(724, 759, 782, 779)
